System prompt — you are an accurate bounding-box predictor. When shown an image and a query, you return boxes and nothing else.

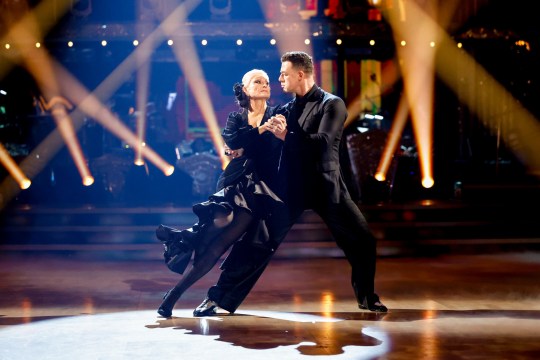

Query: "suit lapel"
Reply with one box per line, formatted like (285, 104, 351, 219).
(298, 101, 317, 129)
(297, 87, 324, 129)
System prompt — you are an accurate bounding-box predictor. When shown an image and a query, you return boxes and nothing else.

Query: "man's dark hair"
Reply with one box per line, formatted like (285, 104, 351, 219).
(281, 51, 314, 75)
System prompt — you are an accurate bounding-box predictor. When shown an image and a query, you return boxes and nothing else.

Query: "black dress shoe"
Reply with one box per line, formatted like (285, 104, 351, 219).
(156, 224, 177, 242)
(358, 293, 388, 313)
(193, 298, 218, 317)
(156, 224, 190, 246)
(157, 306, 172, 318)
(178, 228, 200, 249)
(157, 290, 173, 318)
(156, 225, 195, 274)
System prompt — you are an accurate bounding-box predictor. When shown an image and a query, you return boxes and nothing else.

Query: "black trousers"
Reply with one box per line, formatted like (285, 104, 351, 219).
(207, 197, 378, 313)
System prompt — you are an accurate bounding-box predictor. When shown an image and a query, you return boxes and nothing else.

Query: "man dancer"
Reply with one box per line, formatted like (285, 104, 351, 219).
(194, 51, 387, 316)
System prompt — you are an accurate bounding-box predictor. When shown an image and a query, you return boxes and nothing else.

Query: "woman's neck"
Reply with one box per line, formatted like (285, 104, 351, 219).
(248, 99, 267, 127)
(249, 99, 267, 115)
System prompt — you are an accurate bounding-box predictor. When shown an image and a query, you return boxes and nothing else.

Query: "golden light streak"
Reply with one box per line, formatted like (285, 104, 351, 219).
(0, 143, 31, 189)
(0, 0, 187, 209)
(436, 42, 540, 176)
(43, 3, 203, 175)
(49, 101, 94, 185)
(159, 3, 228, 167)
(257, 0, 313, 57)
(373, 0, 468, 188)
(375, 95, 410, 181)
(386, 0, 437, 189)
(6, 4, 94, 186)
(134, 54, 151, 166)
(132, 16, 158, 167)
(0, 116, 79, 210)
(51, 60, 174, 176)
(0, 0, 72, 79)
(397, 0, 540, 176)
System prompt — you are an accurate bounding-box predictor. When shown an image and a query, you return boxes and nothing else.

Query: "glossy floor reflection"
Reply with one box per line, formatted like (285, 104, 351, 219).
(1, 251, 540, 359)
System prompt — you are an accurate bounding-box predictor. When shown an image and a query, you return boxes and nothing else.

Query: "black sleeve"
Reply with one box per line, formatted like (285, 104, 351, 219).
(222, 112, 260, 150)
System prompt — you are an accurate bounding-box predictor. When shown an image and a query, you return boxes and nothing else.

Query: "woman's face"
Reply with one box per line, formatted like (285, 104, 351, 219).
(244, 75, 270, 100)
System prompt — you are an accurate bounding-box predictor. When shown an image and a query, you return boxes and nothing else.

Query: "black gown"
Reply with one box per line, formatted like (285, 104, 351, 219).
(158, 105, 285, 273)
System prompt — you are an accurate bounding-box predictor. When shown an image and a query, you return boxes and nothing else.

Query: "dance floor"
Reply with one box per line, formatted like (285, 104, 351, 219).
(1, 249, 540, 359)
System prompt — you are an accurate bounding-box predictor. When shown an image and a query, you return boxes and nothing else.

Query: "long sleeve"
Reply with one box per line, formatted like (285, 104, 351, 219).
(221, 112, 261, 151)
(285, 94, 348, 165)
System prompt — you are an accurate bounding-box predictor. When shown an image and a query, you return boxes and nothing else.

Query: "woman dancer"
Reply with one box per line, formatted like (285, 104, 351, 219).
(156, 69, 287, 318)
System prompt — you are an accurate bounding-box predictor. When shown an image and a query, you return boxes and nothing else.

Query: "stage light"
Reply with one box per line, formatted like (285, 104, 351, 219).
(167, 39, 173, 46)
(0, 143, 31, 190)
(166, 93, 176, 111)
(5, 44, 10, 49)
(201, 39, 207, 45)
(236, 39, 242, 46)
(361, 113, 384, 120)
(20, 179, 31, 189)
(304, 39, 310, 45)
(35, 42, 41, 48)
(336, 39, 342, 45)
(0, 90, 6, 95)
(133, 40, 139, 46)
(400, 40, 406, 46)
(165, 165, 174, 176)
(101, 40, 107, 46)
(370, 40, 375, 46)
(270, 39, 276, 45)
(430, 41, 435, 47)
(422, 177, 434, 189)
(83, 176, 94, 186)
(356, 126, 369, 133)
(68, 41, 73, 47)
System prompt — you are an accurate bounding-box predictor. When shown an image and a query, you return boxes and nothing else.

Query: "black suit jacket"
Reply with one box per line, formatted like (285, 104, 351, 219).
(281, 85, 351, 209)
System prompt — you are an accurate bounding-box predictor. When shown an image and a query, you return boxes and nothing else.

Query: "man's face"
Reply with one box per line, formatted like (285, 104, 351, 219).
(279, 61, 300, 94)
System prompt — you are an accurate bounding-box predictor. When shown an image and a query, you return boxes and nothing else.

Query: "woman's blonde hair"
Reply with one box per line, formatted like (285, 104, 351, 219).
(241, 69, 269, 87)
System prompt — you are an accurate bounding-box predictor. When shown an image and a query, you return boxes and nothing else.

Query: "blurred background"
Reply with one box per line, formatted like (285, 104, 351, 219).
(1, 0, 539, 257)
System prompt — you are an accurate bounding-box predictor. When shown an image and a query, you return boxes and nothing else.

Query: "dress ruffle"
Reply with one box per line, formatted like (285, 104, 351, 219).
(193, 166, 282, 226)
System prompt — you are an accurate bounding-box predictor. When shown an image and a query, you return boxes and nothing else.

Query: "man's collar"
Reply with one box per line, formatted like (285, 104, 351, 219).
(295, 84, 318, 104)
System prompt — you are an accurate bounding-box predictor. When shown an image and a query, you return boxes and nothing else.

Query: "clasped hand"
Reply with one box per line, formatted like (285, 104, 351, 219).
(261, 114, 287, 140)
